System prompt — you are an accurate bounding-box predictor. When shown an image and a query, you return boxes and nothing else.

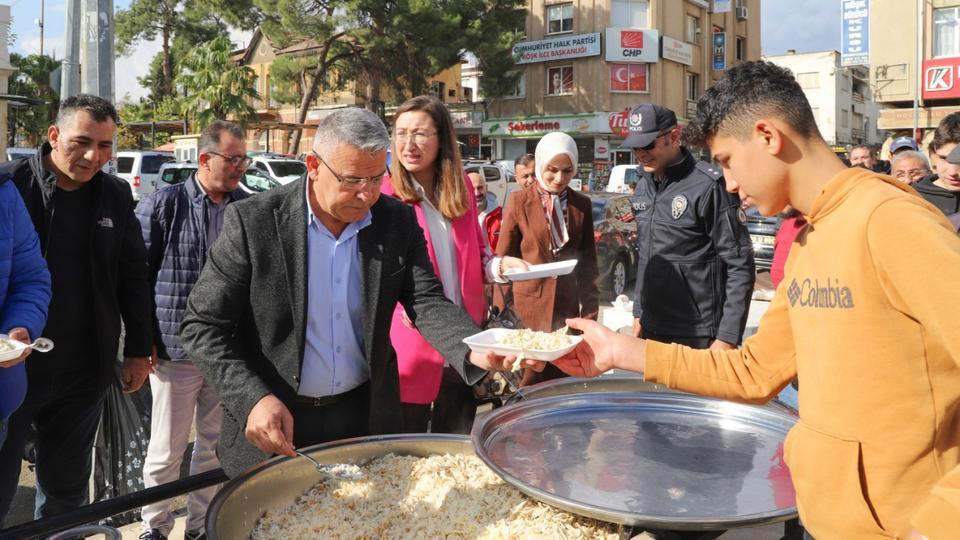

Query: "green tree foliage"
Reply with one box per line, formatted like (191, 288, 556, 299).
(175, 35, 259, 129)
(6, 54, 60, 148)
(255, 0, 525, 152)
(115, 0, 231, 100)
(463, 0, 526, 100)
(116, 98, 186, 149)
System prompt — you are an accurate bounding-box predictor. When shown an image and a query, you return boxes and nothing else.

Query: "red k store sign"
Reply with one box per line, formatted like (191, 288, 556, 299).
(923, 57, 960, 100)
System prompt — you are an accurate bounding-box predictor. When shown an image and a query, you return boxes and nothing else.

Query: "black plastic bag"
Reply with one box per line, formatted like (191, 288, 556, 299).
(92, 382, 152, 527)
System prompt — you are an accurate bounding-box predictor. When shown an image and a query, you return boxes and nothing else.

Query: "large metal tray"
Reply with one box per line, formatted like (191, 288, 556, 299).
(504, 373, 672, 406)
(472, 392, 798, 531)
(504, 374, 798, 416)
(206, 434, 476, 540)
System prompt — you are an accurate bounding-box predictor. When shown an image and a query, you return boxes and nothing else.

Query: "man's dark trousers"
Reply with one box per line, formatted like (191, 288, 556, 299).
(0, 366, 104, 522)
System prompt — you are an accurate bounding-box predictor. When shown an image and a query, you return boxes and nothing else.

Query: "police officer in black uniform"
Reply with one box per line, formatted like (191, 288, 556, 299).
(623, 104, 755, 350)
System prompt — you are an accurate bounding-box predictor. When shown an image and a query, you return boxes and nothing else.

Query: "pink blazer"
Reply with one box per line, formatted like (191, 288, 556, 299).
(381, 174, 487, 403)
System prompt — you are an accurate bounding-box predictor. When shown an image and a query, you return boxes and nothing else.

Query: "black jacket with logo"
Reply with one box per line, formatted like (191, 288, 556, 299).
(0, 144, 152, 389)
(630, 149, 755, 344)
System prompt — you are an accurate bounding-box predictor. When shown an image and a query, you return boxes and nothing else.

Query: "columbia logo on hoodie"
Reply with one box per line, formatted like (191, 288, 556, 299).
(787, 277, 855, 309)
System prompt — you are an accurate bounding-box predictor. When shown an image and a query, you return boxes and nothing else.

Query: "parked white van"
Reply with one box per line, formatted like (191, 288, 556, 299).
(250, 156, 307, 185)
(604, 164, 642, 194)
(116, 151, 175, 200)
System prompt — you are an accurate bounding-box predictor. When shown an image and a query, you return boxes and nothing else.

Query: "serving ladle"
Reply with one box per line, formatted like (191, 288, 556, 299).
(293, 449, 364, 480)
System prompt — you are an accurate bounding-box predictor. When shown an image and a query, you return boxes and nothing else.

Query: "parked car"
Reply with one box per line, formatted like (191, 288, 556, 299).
(116, 150, 175, 200)
(156, 161, 198, 186)
(240, 168, 281, 194)
(588, 192, 640, 299)
(5, 147, 38, 162)
(744, 206, 782, 272)
(250, 156, 307, 185)
(604, 164, 642, 194)
(465, 162, 518, 209)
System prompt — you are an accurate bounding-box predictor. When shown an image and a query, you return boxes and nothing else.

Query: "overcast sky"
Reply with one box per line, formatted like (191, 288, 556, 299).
(6, 0, 841, 102)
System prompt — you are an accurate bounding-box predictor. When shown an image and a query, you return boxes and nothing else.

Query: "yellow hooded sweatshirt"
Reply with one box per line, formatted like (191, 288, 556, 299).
(645, 168, 960, 539)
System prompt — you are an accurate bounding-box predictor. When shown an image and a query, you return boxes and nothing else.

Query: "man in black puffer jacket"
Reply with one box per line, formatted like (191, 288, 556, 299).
(135, 120, 249, 540)
(0, 95, 153, 521)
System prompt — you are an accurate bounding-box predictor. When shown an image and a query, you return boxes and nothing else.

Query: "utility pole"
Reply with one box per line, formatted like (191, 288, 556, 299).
(39, 0, 45, 57)
(913, 0, 923, 140)
(79, 0, 115, 102)
(61, 0, 81, 98)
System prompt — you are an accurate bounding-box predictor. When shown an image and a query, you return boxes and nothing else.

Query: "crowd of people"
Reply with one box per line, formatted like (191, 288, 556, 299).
(0, 59, 958, 540)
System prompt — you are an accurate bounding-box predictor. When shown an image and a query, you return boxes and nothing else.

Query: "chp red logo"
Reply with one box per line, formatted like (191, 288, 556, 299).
(621, 30, 644, 49)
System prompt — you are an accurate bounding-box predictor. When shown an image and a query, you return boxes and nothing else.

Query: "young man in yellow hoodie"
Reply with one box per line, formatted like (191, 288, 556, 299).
(556, 60, 960, 539)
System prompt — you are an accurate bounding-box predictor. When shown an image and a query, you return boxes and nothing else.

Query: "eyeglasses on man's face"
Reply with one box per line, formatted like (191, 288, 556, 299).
(313, 152, 386, 189)
(639, 131, 671, 152)
(394, 130, 437, 146)
(895, 168, 927, 180)
(206, 152, 251, 167)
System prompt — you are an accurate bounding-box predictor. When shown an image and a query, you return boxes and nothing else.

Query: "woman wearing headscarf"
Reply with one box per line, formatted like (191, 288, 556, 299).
(495, 131, 600, 335)
(382, 95, 529, 433)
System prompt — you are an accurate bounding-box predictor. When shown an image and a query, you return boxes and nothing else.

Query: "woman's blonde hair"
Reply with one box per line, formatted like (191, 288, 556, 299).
(389, 95, 469, 220)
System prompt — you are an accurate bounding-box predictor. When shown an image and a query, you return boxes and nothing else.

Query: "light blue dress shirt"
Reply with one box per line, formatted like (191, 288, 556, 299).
(299, 188, 371, 397)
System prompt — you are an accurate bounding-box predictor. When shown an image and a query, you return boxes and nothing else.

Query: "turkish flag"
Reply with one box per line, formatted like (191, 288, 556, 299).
(628, 64, 647, 92)
(610, 64, 630, 92)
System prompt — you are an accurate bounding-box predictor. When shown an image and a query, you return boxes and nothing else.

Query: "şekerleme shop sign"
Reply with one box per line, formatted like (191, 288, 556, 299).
(483, 113, 615, 138)
(512, 33, 601, 65)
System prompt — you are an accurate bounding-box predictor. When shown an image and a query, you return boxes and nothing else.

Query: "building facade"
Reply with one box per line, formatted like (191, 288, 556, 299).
(872, 0, 960, 151)
(766, 50, 883, 152)
(0, 5, 14, 158)
(483, 0, 760, 182)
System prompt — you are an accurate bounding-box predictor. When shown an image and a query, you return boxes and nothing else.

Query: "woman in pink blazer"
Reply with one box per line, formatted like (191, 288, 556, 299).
(382, 95, 527, 433)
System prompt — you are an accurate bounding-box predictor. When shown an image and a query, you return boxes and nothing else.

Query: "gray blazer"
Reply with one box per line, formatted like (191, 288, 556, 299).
(181, 179, 485, 477)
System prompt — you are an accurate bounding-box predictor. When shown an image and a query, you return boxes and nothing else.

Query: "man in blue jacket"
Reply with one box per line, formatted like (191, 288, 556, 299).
(0, 173, 51, 448)
(136, 120, 249, 540)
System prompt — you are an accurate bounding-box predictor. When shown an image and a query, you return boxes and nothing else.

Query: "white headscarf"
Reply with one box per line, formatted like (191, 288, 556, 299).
(533, 132, 577, 253)
(534, 132, 579, 193)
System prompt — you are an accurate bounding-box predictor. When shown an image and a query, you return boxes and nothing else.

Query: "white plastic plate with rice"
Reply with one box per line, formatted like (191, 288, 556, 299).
(462, 328, 581, 362)
(502, 260, 578, 281)
(0, 338, 28, 363)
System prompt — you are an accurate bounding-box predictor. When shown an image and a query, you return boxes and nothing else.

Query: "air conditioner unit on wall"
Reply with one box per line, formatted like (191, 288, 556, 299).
(736, 6, 749, 20)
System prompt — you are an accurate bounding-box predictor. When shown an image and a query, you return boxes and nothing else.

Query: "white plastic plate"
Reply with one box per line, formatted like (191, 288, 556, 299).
(503, 260, 578, 281)
(0, 338, 28, 363)
(462, 328, 582, 362)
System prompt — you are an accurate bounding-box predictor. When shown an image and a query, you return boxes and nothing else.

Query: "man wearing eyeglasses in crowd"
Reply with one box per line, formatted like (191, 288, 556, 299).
(890, 150, 931, 186)
(134, 120, 249, 540)
(624, 104, 755, 351)
(181, 108, 541, 479)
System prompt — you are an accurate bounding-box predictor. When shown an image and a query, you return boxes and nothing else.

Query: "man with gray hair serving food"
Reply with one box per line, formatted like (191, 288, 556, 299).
(181, 108, 540, 477)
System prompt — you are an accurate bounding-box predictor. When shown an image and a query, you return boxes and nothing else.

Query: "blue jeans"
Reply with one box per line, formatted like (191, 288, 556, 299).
(0, 369, 105, 523)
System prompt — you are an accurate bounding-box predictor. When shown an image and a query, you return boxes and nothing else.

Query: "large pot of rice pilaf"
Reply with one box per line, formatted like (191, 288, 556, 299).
(206, 434, 628, 540)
